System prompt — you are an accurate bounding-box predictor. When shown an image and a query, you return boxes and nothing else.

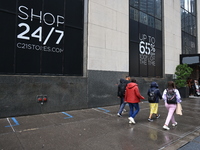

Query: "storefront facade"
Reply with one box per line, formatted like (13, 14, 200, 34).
(0, 0, 199, 117)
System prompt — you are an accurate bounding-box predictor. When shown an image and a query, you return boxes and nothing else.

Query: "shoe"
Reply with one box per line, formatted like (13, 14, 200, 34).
(122, 109, 126, 114)
(163, 125, 170, 130)
(128, 121, 132, 124)
(172, 122, 178, 127)
(117, 113, 122, 117)
(156, 114, 160, 119)
(148, 118, 153, 122)
(128, 117, 135, 124)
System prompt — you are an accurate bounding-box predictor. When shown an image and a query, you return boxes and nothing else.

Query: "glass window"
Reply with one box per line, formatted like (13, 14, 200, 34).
(140, 11, 148, 25)
(148, 15, 154, 28)
(191, 0, 196, 15)
(184, 0, 189, 11)
(130, 7, 139, 21)
(140, 0, 147, 12)
(155, 0, 161, 19)
(181, 9, 185, 30)
(193, 17, 196, 36)
(181, 0, 184, 8)
(130, 0, 139, 8)
(181, 0, 197, 54)
(155, 19, 161, 30)
(147, 0, 154, 16)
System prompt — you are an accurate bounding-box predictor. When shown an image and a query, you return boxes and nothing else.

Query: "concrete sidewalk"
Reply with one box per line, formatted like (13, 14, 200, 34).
(0, 98, 200, 150)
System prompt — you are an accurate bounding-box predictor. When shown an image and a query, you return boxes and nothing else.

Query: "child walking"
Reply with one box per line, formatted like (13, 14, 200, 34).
(147, 82, 162, 122)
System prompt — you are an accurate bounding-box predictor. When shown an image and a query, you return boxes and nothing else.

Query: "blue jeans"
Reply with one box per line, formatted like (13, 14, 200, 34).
(128, 103, 140, 118)
(118, 97, 126, 114)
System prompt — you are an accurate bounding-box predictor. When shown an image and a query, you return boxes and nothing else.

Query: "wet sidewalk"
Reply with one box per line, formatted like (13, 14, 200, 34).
(0, 98, 200, 150)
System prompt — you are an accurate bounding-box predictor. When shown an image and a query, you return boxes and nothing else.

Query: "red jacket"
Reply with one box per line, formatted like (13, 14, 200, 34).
(125, 83, 144, 103)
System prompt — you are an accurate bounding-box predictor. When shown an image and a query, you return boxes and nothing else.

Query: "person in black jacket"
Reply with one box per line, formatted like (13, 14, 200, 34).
(147, 82, 162, 122)
(117, 76, 131, 117)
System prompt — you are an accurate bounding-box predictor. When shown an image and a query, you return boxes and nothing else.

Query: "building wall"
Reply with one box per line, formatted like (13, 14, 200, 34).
(197, 1, 200, 53)
(87, 0, 168, 108)
(87, 0, 130, 108)
(0, 75, 88, 118)
(163, 0, 182, 75)
(87, 0, 129, 72)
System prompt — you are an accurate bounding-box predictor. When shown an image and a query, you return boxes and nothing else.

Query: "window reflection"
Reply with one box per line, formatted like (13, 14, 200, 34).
(155, 0, 161, 19)
(140, 11, 148, 25)
(155, 19, 161, 30)
(140, 0, 147, 12)
(130, 0, 139, 8)
(130, 0, 162, 30)
(181, 0, 196, 54)
(147, 0, 154, 16)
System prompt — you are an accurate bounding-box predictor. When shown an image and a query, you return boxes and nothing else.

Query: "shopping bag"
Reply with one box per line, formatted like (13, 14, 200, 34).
(176, 103, 182, 115)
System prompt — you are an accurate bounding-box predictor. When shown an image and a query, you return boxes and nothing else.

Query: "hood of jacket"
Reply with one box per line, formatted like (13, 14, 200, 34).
(150, 82, 158, 88)
(119, 78, 126, 83)
(126, 82, 137, 89)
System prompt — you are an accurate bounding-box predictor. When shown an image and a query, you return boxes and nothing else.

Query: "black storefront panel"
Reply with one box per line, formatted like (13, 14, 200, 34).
(155, 48, 162, 77)
(65, 0, 83, 28)
(0, 0, 83, 76)
(0, 12, 15, 73)
(129, 42, 139, 77)
(64, 27, 83, 75)
(129, 21, 162, 77)
(129, 19, 139, 42)
(0, 0, 16, 12)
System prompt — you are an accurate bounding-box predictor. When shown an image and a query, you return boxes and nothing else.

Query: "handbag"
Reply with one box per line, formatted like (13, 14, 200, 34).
(176, 103, 182, 115)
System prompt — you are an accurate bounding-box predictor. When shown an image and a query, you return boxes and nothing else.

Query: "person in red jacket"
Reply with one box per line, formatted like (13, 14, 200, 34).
(124, 78, 145, 124)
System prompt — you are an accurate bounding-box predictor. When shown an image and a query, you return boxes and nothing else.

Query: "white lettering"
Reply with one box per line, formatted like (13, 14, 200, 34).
(18, 5, 64, 26)
(18, 6, 28, 20)
(43, 13, 55, 26)
(57, 15, 64, 27)
(31, 8, 42, 23)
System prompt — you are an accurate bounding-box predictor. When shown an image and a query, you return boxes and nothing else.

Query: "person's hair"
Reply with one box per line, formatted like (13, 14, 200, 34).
(167, 81, 176, 89)
(130, 77, 136, 83)
(125, 76, 131, 81)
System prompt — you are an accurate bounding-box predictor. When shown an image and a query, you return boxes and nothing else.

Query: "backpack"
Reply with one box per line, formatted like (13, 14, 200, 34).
(166, 89, 177, 104)
(148, 89, 157, 103)
(118, 82, 127, 97)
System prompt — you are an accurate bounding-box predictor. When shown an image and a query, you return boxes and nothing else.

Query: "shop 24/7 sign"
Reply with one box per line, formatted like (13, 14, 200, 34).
(17, 5, 64, 53)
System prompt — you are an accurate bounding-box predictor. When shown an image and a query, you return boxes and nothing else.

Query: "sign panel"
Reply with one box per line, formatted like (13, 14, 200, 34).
(130, 21, 162, 77)
(0, 0, 83, 75)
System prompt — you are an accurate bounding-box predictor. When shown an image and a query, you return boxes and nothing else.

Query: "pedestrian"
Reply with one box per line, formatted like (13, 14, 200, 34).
(162, 81, 182, 130)
(117, 76, 131, 117)
(124, 77, 145, 124)
(194, 80, 200, 96)
(147, 82, 162, 122)
(125, 75, 131, 81)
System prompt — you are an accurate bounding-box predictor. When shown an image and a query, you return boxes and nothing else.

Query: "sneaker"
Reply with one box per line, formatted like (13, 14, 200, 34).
(172, 122, 178, 127)
(128, 117, 135, 124)
(163, 125, 170, 130)
(122, 109, 126, 114)
(156, 114, 160, 119)
(117, 113, 122, 117)
(128, 121, 132, 124)
(148, 118, 153, 122)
